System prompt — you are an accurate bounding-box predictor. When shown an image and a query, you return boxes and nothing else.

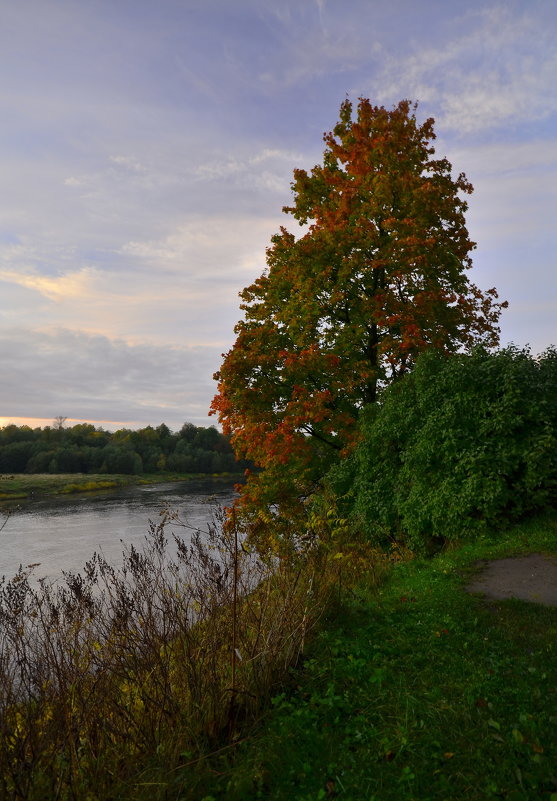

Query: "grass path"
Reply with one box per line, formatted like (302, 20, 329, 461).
(188, 515, 557, 801)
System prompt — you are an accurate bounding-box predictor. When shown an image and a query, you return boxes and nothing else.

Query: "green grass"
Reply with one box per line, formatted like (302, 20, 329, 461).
(186, 513, 557, 801)
(0, 471, 240, 500)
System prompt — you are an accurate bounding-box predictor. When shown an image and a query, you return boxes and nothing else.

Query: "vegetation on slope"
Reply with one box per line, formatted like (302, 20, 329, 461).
(195, 514, 557, 801)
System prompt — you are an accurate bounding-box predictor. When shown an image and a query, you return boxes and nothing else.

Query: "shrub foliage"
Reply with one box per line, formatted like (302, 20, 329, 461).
(332, 346, 557, 550)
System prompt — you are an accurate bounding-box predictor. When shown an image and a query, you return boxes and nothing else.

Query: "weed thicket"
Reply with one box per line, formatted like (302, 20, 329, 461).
(0, 508, 361, 800)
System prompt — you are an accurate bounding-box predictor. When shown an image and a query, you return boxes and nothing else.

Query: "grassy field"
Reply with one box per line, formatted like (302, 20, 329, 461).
(0, 471, 240, 500)
(185, 514, 557, 801)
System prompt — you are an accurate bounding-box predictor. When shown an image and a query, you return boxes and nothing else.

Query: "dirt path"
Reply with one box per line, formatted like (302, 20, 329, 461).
(465, 553, 557, 607)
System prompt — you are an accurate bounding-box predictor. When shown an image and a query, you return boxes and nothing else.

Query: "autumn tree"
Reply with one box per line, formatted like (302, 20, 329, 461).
(211, 98, 506, 535)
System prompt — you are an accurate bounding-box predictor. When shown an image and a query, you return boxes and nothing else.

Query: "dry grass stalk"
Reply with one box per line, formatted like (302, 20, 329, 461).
(0, 507, 343, 800)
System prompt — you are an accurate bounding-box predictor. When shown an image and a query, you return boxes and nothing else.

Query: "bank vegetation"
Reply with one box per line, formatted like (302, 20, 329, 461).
(0, 421, 249, 478)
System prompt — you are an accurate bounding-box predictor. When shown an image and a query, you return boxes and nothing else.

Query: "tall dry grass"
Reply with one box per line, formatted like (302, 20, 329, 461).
(0, 507, 346, 800)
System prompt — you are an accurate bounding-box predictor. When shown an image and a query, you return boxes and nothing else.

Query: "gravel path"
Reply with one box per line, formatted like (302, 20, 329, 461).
(465, 553, 557, 607)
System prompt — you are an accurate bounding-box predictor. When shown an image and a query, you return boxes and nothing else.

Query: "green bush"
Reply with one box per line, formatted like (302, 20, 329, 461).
(332, 346, 557, 550)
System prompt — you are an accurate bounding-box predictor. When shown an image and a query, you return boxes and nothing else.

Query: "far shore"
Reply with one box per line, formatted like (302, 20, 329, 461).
(0, 472, 242, 501)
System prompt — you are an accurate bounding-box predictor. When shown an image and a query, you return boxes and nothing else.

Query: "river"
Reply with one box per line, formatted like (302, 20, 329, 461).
(0, 477, 237, 583)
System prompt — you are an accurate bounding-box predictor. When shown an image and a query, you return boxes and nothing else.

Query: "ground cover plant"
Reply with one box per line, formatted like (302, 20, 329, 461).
(198, 513, 557, 801)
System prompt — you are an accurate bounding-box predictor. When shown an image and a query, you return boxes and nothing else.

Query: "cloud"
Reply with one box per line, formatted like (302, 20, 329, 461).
(0, 328, 221, 429)
(0, 0, 554, 432)
(109, 155, 146, 173)
(0, 212, 283, 349)
(256, 21, 368, 90)
(192, 146, 303, 188)
(0, 266, 99, 302)
(439, 136, 557, 354)
(450, 139, 557, 176)
(372, 4, 557, 134)
(119, 215, 281, 284)
(449, 138, 557, 244)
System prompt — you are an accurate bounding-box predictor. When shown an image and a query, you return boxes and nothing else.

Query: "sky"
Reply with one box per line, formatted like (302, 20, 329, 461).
(0, 0, 555, 432)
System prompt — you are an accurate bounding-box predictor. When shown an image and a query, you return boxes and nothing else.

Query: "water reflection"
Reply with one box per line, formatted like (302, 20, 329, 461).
(0, 477, 237, 582)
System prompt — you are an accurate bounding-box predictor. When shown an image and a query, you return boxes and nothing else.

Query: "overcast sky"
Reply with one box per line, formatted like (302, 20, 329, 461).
(0, 0, 555, 432)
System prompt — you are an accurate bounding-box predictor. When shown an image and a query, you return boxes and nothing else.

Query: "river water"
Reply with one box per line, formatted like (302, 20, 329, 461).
(0, 477, 237, 583)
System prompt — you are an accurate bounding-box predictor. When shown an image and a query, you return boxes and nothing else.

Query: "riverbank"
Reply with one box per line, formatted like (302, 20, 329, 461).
(1, 507, 556, 799)
(0, 498, 332, 801)
(189, 512, 557, 801)
(0, 471, 242, 501)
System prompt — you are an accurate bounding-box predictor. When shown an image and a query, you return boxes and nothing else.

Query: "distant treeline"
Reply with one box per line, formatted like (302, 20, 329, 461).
(0, 422, 249, 475)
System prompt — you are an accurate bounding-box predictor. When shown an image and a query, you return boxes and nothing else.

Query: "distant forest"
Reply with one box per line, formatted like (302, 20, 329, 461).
(0, 422, 249, 475)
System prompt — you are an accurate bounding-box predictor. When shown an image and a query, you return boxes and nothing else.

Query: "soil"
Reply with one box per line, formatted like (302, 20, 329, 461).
(465, 553, 557, 607)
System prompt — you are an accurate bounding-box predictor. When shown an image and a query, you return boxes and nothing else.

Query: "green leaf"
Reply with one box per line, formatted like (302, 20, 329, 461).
(511, 728, 524, 743)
